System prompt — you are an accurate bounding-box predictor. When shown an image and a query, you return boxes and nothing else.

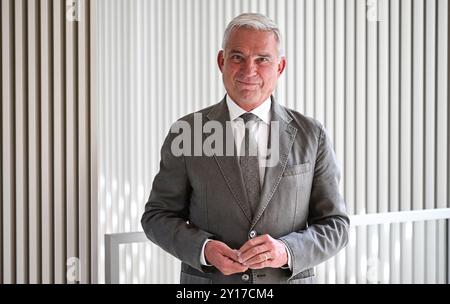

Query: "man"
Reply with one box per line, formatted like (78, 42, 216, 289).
(141, 13, 349, 284)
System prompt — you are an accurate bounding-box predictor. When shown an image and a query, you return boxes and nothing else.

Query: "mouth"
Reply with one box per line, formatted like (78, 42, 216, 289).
(235, 79, 260, 86)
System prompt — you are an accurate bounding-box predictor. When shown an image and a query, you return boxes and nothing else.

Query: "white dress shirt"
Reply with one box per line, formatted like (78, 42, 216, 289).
(200, 95, 292, 270)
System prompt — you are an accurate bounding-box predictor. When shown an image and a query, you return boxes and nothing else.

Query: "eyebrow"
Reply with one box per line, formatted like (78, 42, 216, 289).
(228, 50, 244, 56)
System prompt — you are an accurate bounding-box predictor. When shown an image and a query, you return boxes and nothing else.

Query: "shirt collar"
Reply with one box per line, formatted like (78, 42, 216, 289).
(226, 95, 272, 124)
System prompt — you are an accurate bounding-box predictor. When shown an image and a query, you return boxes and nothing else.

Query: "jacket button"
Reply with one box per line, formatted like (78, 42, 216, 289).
(249, 230, 257, 238)
(241, 274, 250, 282)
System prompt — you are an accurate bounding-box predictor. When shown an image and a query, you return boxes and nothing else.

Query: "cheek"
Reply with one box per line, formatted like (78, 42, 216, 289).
(260, 71, 278, 87)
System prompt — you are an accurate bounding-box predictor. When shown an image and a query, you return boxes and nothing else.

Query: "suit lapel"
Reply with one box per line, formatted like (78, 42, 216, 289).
(251, 98, 297, 228)
(207, 97, 253, 223)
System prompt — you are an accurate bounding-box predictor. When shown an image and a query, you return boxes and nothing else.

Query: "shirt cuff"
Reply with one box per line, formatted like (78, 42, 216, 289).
(280, 242, 292, 270)
(200, 239, 213, 266)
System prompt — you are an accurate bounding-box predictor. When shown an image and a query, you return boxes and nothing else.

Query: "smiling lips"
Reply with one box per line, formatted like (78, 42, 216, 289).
(235, 79, 260, 86)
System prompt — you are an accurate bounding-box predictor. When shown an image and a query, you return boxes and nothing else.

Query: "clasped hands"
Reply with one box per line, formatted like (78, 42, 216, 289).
(204, 234, 288, 276)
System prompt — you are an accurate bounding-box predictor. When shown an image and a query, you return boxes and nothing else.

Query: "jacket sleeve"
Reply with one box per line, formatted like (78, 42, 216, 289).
(141, 126, 215, 272)
(279, 123, 350, 279)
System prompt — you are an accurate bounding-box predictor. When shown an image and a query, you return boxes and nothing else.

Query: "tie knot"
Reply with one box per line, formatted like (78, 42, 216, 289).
(240, 113, 259, 124)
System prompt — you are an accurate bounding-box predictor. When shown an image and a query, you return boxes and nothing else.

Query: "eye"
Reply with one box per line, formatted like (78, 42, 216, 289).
(257, 57, 270, 63)
(230, 54, 242, 62)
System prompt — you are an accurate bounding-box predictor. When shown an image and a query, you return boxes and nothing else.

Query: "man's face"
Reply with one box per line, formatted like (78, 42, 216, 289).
(218, 28, 286, 110)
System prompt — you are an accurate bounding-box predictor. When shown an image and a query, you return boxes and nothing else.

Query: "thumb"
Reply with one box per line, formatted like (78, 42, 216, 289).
(220, 246, 240, 262)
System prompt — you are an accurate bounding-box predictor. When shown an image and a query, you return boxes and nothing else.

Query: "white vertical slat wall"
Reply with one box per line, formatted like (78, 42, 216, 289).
(96, 0, 449, 283)
(1, 0, 97, 283)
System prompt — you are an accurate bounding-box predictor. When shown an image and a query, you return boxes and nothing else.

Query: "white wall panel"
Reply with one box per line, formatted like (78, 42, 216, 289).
(1, 0, 97, 284)
(96, 0, 449, 284)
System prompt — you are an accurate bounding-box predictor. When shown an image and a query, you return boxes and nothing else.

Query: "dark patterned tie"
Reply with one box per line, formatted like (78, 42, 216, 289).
(239, 113, 260, 217)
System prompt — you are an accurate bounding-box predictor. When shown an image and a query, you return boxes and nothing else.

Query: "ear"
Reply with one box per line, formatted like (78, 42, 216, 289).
(277, 56, 286, 77)
(217, 50, 225, 72)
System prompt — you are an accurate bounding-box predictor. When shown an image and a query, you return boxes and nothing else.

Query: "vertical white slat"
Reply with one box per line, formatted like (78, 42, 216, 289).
(14, 0, 28, 283)
(115, 0, 121, 283)
(335, 0, 346, 284)
(391, 223, 401, 283)
(347, 227, 357, 283)
(436, 0, 448, 284)
(40, 0, 54, 284)
(173, 0, 180, 117)
(378, 0, 390, 284)
(208, 0, 217, 107)
(78, 0, 90, 284)
(295, 0, 305, 115)
(326, 0, 336, 134)
(127, 0, 134, 284)
(122, 0, 132, 283)
(367, 0, 378, 285)
(275, 0, 285, 107)
(141, 0, 149, 284)
(285, 0, 294, 110)
(367, 225, 379, 284)
(342, 0, 356, 283)
(2, 0, 16, 284)
(131, 0, 139, 284)
(380, 223, 390, 283)
(15, 0, 29, 284)
(424, 0, 437, 284)
(66, 0, 79, 284)
(304, 0, 315, 117)
(53, 0, 66, 284)
(266, 0, 276, 36)
(400, 0, 413, 284)
(137, 0, 146, 284)
(344, 0, 355, 215)
(185, 0, 192, 114)
(249, 0, 257, 12)
(258, 0, 267, 15)
(146, 0, 156, 280)
(89, 0, 97, 283)
(334, 0, 345, 196)
(355, 0, 367, 283)
(110, 0, 121, 283)
(192, 0, 198, 112)
(96, 0, 105, 283)
(240, 0, 248, 13)
(200, 0, 207, 110)
(217, 0, 225, 101)
(27, 0, 41, 284)
(315, 0, 325, 123)
(412, 0, 425, 284)
(389, 0, 401, 284)
(150, 0, 159, 284)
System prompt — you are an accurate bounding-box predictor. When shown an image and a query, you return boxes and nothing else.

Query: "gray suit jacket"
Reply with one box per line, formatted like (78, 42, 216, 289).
(141, 96, 349, 284)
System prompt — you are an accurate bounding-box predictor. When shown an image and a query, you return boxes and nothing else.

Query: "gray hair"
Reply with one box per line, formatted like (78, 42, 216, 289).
(222, 13, 284, 57)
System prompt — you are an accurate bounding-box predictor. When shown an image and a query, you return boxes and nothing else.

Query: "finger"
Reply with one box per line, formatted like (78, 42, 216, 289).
(248, 260, 271, 270)
(223, 258, 248, 274)
(239, 245, 269, 263)
(242, 252, 271, 266)
(238, 235, 269, 255)
(221, 247, 240, 262)
(213, 241, 239, 261)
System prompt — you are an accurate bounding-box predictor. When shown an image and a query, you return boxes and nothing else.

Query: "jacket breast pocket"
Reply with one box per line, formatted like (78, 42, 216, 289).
(283, 162, 312, 177)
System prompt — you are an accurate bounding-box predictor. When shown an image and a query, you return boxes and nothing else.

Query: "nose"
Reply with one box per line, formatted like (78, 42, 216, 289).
(240, 60, 257, 77)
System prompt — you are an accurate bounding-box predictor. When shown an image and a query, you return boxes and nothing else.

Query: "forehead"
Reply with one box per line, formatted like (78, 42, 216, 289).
(226, 28, 278, 53)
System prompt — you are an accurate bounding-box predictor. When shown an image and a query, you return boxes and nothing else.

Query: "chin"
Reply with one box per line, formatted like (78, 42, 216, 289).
(236, 93, 261, 103)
